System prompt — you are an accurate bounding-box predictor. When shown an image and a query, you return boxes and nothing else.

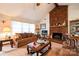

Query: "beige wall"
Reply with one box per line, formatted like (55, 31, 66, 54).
(68, 5, 79, 34)
(68, 5, 79, 20)
(35, 14, 49, 35)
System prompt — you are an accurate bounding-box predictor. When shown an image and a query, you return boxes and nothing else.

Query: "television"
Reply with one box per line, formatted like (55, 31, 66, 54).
(41, 30, 48, 35)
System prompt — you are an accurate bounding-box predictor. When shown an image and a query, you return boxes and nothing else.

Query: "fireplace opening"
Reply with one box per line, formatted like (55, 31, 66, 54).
(52, 33, 63, 40)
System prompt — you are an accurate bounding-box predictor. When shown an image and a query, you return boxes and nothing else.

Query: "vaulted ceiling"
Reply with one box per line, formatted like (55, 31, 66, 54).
(0, 3, 79, 23)
(0, 3, 55, 23)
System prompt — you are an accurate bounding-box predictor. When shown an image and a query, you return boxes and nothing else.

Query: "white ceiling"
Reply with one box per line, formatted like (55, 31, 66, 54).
(0, 3, 79, 23)
(0, 3, 55, 23)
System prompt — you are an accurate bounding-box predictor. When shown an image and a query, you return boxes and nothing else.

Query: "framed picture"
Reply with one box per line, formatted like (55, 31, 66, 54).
(76, 26, 79, 32)
(40, 24, 46, 29)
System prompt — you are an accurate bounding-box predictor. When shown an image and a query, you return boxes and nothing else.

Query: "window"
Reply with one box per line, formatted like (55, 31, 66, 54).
(12, 21, 22, 34)
(22, 23, 29, 33)
(29, 24, 35, 33)
(11, 21, 35, 34)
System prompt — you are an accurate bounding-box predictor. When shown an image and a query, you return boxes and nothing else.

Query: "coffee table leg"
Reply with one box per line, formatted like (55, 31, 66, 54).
(27, 46, 30, 54)
(0, 41, 2, 51)
(49, 42, 51, 49)
(10, 40, 13, 48)
(37, 52, 39, 56)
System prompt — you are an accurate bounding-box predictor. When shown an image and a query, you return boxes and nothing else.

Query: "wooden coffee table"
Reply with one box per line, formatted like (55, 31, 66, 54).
(27, 41, 51, 56)
(0, 39, 13, 51)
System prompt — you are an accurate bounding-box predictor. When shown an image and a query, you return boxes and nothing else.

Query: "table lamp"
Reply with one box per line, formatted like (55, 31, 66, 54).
(3, 27, 11, 39)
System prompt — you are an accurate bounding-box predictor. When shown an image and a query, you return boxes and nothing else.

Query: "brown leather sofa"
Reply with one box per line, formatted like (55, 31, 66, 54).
(12, 33, 38, 48)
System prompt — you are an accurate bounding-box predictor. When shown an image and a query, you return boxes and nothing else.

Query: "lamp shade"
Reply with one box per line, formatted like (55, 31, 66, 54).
(3, 27, 11, 32)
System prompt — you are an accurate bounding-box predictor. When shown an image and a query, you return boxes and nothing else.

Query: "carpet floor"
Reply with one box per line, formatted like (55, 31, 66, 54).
(0, 42, 78, 56)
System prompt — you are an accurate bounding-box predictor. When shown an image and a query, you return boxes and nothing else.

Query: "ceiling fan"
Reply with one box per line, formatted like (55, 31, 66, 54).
(36, 3, 51, 7)
(36, 3, 40, 6)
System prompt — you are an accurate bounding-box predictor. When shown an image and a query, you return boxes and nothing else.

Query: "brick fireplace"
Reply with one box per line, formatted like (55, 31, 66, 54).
(49, 5, 68, 37)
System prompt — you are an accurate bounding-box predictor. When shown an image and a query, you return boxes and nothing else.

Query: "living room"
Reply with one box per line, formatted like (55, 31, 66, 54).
(0, 3, 79, 56)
